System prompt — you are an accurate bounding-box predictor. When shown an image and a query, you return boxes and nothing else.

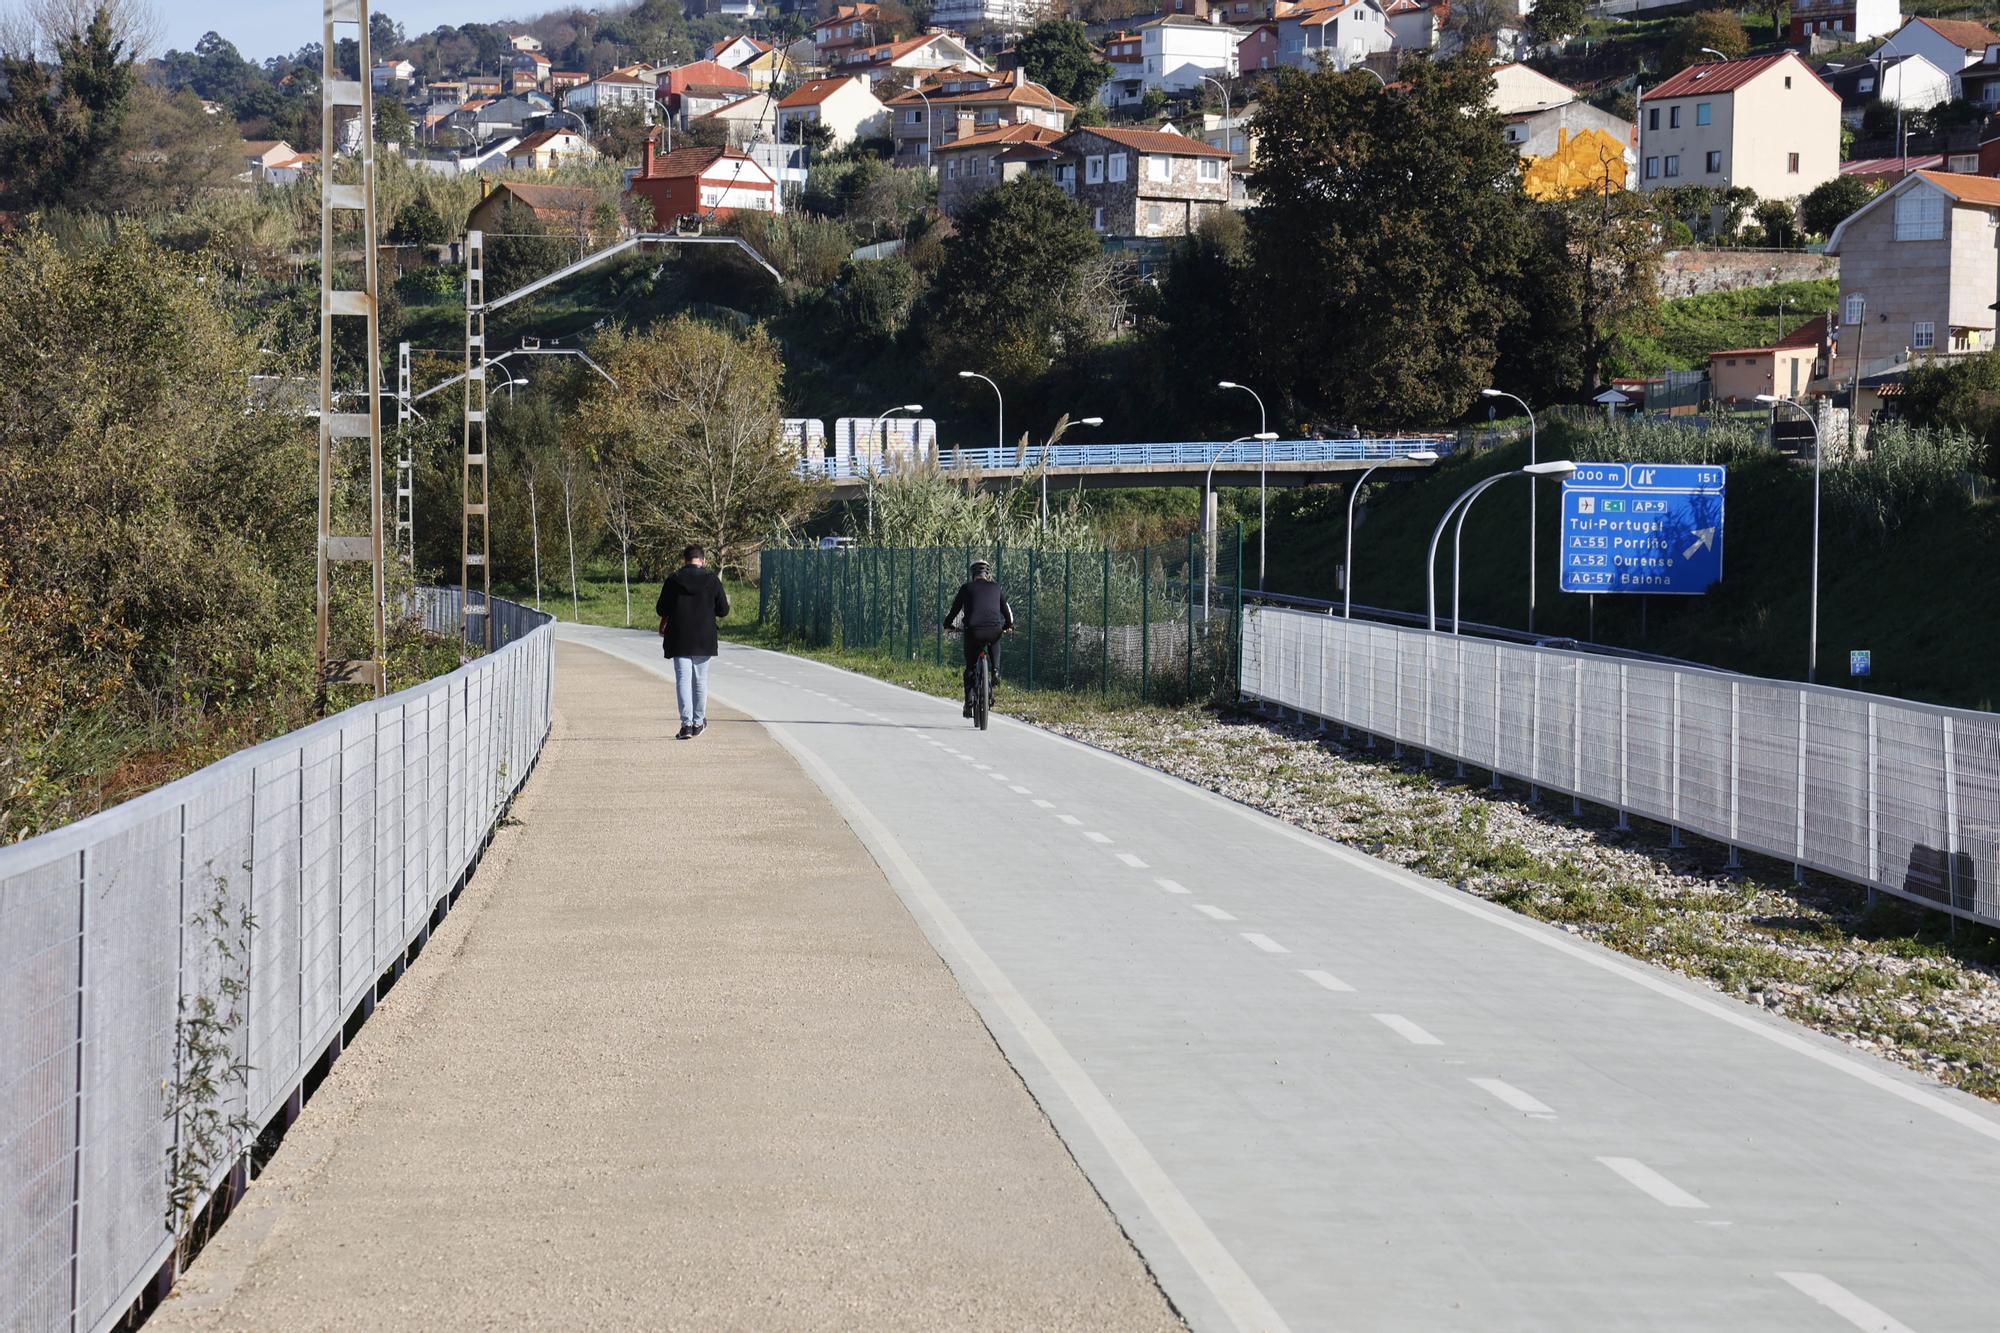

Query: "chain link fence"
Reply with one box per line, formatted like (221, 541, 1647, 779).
(1243, 607, 2000, 927)
(0, 592, 553, 1333)
(759, 528, 1246, 705)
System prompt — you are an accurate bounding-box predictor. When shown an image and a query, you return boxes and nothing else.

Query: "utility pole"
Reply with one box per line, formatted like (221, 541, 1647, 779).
(317, 0, 388, 699)
(464, 230, 492, 650)
(1848, 295, 1865, 461)
(396, 340, 414, 563)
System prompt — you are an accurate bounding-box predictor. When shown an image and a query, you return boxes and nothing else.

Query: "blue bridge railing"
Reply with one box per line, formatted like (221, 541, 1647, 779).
(796, 437, 1453, 481)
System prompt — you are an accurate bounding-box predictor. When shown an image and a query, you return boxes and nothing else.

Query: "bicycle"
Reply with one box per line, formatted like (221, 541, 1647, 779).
(946, 627, 1005, 730)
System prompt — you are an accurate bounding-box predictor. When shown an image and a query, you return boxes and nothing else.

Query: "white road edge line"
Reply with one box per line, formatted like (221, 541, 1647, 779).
(1085, 831, 1113, 844)
(1116, 852, 1148, 869)
(1010, 786, 1033, 795)
(1155, 879, 1192, 895)
(1372, 1014, 1442, 1046)
(1032, 799, 1055, 809)
(1241, 933, 1288, 954)
(1596, 1157, 1707, 1210)
(1468, 1077, 1555, 1116)
(746, 714, 1293, 1333)
(1776, 1272, 1917, 1333)
(1194, 904, 1236, 921)
(1299, 969, 1353, 992)
(1057, 814, 1082, 826)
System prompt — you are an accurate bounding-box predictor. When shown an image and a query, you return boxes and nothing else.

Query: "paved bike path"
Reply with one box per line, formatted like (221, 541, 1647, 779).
(567, 625, 2000, 1333)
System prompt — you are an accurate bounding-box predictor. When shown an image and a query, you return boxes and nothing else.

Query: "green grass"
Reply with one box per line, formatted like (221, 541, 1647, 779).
(1615, 278, 1841, 376)
(492, 564, 760, 636)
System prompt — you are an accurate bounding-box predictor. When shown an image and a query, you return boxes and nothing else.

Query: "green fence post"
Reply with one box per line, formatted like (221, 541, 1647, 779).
(1233, 522, 1245, 702)
(1186, 530, 1195, 701)
(1027, 546, 1038, 690)
(1140, 543, 1150, 703)
(1100, 546, 1110, 696)
(934, 548, 944, 666)
(1062, 548, 1072, 691)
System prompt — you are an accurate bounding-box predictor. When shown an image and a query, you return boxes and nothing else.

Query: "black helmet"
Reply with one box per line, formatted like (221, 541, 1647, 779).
(968, 558, 991, 576)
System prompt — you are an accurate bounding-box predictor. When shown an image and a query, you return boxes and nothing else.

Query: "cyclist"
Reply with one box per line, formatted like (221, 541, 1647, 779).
(942, 559, 1014, 718)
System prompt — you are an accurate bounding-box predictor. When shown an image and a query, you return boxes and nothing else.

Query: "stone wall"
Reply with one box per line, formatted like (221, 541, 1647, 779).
(1655, 248, 1837, 298)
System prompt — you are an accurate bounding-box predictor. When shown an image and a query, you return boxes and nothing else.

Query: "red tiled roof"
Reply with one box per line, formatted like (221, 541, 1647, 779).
(661, 60, 750, 94)
(1913, 167, 2000, 206)
(1643, 52, 1832, 102)
(779, 76, 866, 108)
(636, 145, 744, 179)
(933, 122, 1066, 153)
(509, 128, 585, 154)
(887, 69, 1072, 112)
(1777, 314, 1829, 349)
(1913, 17, 2000, 50)
(1065, 125, 1233, 157)
(1840, 153, 1944, 176)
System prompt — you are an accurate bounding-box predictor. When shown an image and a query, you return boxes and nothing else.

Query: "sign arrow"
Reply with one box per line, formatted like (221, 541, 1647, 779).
(1682, 528, 1716, 560)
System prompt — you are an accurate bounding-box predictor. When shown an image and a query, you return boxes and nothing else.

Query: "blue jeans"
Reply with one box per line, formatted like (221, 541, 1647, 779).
(672, 655, 713, 727)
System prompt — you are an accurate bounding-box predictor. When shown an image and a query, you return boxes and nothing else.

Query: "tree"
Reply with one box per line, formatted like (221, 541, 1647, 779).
(1246, 57, 1528, 426)
(1800, 174, 1875, 238)
(1664, 11, 1747, 71)
(1498, 180, 1660, 401)
(1017, 19, 1109, 107)
(1754, 197, 1797, 249)
(0, 0, 138, 209)
(1750, 0, 1787, 42)
(1446, 0, 1519, 52)
(782, 116, 836, 152)
(1898, 353, 2000, 481)
(1140, 86, 1167, 120)
(388, 196, 449, 247)
(1530, 0, 1587, 43)
(375, 95, 412, 148)
(836, 255, 920, 341)
(574, 318, 814, 572)
(914, 174, 1102, 381)
(594, 105, 653, 162)
(77, 85, 241, 215)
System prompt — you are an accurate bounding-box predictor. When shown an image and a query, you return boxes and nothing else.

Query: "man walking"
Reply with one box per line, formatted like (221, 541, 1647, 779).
(657, 544, 730, 739)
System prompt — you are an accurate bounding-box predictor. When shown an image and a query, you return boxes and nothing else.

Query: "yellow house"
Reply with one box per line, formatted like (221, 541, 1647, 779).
(1522, 127, 1631, 199)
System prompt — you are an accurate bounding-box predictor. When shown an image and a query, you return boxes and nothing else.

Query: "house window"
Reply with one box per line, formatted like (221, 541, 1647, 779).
(1844, 294, 1864, 324)
(1894, 188, 1944, 240)
(1147, 203, 1163, 225)
(1231, 134, 1245, 152)
(1696, 101, 1711, 125)
(1092, 205, 1104, 231)
(1859, 76, 1875, 93)
(1785, 75, 1792, 88)
(1647, 107, 1659, 130)
(908, 109, 922, 123)
(1645, 156, 1659, 179)
(1086, 154, 1104, 183)
(1200, 157, 1222, 181)
(1148, 154, 1171, 181)
(1664, 154, 1680, 177)
(1952, 153, 1981, 172)
(1706, 150, 1722, 173)
(1788, 152, 1800, 173)
(1914, 321, 1936, 349)
(1109, 152, 1128, 182)
(1669, 105, 1680, 128)
(946, 157, 957, 178)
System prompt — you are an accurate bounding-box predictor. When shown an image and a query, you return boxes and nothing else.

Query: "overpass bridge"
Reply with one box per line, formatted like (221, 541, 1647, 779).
(800, 437, 1453, 500)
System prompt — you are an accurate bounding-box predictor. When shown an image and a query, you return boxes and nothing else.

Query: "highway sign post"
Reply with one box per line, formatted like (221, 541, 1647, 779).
(1559, 462, 1725, 595)
(1851, 649, 1871, 678)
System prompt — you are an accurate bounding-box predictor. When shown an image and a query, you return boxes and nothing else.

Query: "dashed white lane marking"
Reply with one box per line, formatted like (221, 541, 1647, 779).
(988, 773, 1011, 782)
(974, 764, 992, 771)
(1155, 879, 1192, 895)
(1240, 933, 1287, 954)
(1084, 831, 1113, 844)
(1299, 969, 1354, 992)
(1057, 814, 1083, 826)
(1596, 1157, 1707, 1210)
(1010, 785, 1032, 795)
(1116, 852, 1148, 869)
(1032, 799, 1055, 809)
(1776, 1273, 1916, 1333)
(1372, 1014, 1443, 1046)
(1468, 1077, 1555, 1117)
(1194, 904, 1236, 921)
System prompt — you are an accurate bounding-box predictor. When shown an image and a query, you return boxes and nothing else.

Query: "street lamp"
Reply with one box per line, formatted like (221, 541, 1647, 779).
(1426, 461, 1577, 632)
(1217, 380, 1270, 588)
(1699, 46, 1730, 60)
(1758, 393, 1823, 682)
(958, 369, 1003, 452)
(1357, 66, 1387, 86)
(912, 86, 936, 171)
(1203, 432, 1277, 614)
(1040, 415, 1104, 529)
(1480, 387, 1540, 631)
(867, 402, 923, 537)
(1343, 450, 1438, 618)
(490, 361, 529, 401)
(1199, 73, 1230, 125)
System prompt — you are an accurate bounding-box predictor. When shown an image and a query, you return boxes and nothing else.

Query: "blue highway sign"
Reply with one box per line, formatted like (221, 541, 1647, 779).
(1559, 462, 1725, 595)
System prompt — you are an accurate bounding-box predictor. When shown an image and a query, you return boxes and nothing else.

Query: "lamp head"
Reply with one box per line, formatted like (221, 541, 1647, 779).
(1524, 460, 1577, 477)
(902, 403, 923, 412)
(1218, 380, 1239, 389)
(1079, 416, 1104, 426)
(1480, 388, 1503, 398)
(1408, 450, 1439, 462)
(1754, 393, 1781, 405)
(1253, 431, 1278, 440)
(957, 370, 975, 378)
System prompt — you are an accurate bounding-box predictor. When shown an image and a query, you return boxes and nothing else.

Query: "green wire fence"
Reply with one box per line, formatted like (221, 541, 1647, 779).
(758, 526, 1246, 706)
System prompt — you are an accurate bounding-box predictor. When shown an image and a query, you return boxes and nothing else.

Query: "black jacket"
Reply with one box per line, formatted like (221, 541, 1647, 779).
(945, 579, 1013, 631)
(657, 564, 730, 657)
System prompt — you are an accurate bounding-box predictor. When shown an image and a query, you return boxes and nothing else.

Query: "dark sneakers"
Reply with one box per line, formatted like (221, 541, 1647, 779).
(677, 724, 693, 740)
(693, 723, 706, 736)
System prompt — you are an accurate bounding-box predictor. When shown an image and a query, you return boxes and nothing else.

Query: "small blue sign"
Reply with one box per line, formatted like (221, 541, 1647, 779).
(1851, 649, 1871, 678)
(1559, 463, 1725, 596)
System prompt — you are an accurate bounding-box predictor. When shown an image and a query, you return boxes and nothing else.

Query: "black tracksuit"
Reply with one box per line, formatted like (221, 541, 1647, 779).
(944, 578, 1014, 699)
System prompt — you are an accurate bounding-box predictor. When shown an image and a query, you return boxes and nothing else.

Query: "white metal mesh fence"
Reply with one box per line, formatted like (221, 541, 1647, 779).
(1243, 607, 2000, 927)
(0, 592, 552, 1333)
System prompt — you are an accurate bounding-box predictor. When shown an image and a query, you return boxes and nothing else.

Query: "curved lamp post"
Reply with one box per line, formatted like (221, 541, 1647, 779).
(1479, 387, 1540, 631)
(1041, 415, 1104, 529)
(1343, 450, 1438, 618)
(958, 369, 1003, 453)
(1426, 461, 1577, 632)
(1758, 393, 1823, 682)
(1204, 431, 1277, 614)
(867, 402, 923, 537)
(1217, 380, 1269, 588)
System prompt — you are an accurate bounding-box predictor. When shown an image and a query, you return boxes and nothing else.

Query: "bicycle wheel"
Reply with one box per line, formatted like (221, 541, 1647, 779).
(973, 653, 990, 731)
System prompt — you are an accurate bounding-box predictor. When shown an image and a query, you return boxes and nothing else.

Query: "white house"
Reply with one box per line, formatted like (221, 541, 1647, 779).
(509, 33, 543, 53)
(1821, 52, 1951, 127)
(1102, 15, 1241, 107)
(931, 0, 1049, 30)
(565, 69, 656, 120)
(1877, 17, 2000, 94)
(708, 35, 771, 71)
(692, 92, 783, 147)
(503, 128, 597, 171)
(1490, 62, 1578, 115)
(1788, 0, 1902, 44)
(1381, 0, 1445, 50)
(371, 59, 415, 90)
(776, 76, 890, 149)
(1277, 0, 1393, 72)
(834, 32, 988, 82)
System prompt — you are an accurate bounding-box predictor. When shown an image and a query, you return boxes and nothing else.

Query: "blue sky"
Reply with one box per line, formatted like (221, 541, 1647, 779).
(153, 2, 540, 61)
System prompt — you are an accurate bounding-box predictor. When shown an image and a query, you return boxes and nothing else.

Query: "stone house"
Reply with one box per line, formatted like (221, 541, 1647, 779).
(1056, 125, 1233, 239)
(934, 123, 1068, 214)
(1825, 170, 2000, 382)
(885, 68, 1072, 169)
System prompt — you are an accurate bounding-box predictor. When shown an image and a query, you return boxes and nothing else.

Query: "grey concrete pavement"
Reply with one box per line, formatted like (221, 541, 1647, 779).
(560, 625, 2000, 1333)
(153, 640, 1183, 1332)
